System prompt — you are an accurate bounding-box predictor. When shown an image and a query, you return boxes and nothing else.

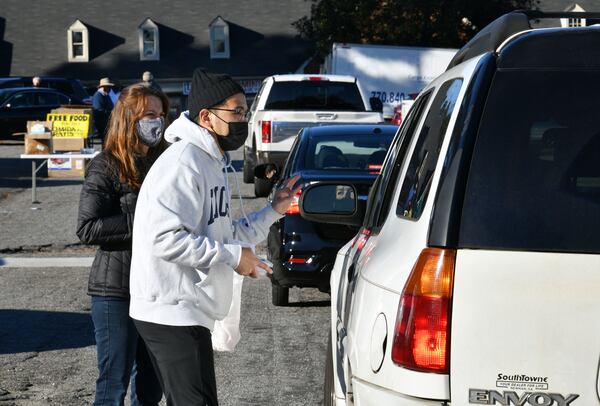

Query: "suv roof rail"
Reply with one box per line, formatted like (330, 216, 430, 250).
(446, 10, 600, 70)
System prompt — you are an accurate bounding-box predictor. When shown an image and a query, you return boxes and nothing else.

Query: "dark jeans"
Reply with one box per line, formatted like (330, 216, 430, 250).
(134, 319, 218, 406)
(91, 296, 162, 406)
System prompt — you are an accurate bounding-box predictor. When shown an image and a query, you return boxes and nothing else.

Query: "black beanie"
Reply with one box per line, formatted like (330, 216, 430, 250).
(188, 68, 245, 121)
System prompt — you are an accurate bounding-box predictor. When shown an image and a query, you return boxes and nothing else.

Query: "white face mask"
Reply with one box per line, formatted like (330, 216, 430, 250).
(136, 117, 164, 147)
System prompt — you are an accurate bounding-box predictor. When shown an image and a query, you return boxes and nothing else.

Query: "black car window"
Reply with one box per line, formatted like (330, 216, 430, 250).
(265, 81, 365, 111)
(396, 78, 463, 220)
(7, 92, 34, 108)
(58, 94, 70, 105)
(283, 132, 301, 178)
(460, 69, 600, 254)
(37, 92, 61, 106)
(364, 90, 432, 230)
(303, 133, 394, 172)
(0, 89, 14, 104)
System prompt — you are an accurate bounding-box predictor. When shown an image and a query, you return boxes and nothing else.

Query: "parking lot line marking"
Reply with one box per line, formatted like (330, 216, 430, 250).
(0, 257, 94, 268)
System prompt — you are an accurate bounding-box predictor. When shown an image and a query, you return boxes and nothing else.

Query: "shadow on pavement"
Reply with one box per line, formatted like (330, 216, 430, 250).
(0, 157, 84, 189)
(287, 300, 331, 308)
(0, 309, 94, 354)
(0, 178, 82, 189)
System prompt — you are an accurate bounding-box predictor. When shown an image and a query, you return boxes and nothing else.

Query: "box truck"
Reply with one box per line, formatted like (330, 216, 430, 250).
(321, 43, 457, 118)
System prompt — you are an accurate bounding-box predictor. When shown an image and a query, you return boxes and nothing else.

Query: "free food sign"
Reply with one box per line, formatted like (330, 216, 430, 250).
(47, 113, 90, 138)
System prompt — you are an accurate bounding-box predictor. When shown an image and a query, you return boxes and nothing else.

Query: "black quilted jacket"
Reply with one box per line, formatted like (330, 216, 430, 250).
(76, 151, 150, 298)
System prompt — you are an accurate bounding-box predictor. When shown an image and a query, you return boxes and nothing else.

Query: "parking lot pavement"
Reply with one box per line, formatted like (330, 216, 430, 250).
(0, 143, 330, 405)
(0, 265, 329, 406)
(0, 143, 89, 253)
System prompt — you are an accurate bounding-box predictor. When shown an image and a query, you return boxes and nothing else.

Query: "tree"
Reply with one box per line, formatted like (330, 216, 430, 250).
(294, 0, 539, 57)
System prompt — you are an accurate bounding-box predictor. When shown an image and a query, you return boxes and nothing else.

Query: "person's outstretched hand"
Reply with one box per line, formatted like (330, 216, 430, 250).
(235, 248, 272, 279)
(271, 175, 302, 215)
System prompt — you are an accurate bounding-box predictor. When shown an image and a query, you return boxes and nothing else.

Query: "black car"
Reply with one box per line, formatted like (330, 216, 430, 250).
(0, 87, 84, 137)
(0, 76, 91, 105)
(261, 124, 396, 305)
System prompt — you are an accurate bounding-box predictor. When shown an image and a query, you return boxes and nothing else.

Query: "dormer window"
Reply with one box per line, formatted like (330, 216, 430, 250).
(209, 16, 230, 59)
(139, 18, 160, 61)
(68, 20, 89, 62)
(561, 3, 587, 28)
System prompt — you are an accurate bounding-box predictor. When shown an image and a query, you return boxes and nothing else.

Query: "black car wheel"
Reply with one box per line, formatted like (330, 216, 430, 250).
(254, 177, 272, 197)
(271, 284, 289, 306)
(243, 146, 255, 184)
(324, 331, 335, 406)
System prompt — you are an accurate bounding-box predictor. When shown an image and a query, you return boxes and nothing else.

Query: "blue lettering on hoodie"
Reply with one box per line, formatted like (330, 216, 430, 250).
(208, 185, 229, 225)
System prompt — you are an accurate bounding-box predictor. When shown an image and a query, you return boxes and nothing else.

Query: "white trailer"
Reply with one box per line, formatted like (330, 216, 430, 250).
(321, 43, 457, 118)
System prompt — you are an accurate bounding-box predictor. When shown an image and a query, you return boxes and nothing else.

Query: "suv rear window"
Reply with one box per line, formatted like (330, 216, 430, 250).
(460, 70, 600, 254)
(264, 81, 365, 111)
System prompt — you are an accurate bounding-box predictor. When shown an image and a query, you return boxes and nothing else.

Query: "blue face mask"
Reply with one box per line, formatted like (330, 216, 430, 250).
(136, 117, 164, 147)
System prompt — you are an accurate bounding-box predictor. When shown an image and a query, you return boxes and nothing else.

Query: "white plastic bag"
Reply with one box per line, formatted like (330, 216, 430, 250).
(212, 271, 245, 352)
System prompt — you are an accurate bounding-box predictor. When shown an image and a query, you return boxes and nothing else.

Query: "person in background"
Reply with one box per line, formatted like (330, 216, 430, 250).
(77, 83, 168, 406)
(92, 77, 115, 145)
(142, 71, 162, 92)
(32, 76, 41, 87)
(109, 78, 122, 106)
(129, 68, 300, 405)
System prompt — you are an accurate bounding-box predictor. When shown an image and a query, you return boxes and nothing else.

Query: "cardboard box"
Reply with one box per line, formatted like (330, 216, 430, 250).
(24, 121, 53, 154)
(25, 133, 52, 154)
(51, 106, 93, 115)
(52, 137, 85, 153)
(47, 157, 86, 178)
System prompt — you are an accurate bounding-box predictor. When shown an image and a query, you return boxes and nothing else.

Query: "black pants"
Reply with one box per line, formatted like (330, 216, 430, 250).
(134, 320, 218, 406)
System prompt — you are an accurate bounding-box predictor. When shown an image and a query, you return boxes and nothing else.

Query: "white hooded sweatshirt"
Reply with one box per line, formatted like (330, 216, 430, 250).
(129, 111, 281, 330)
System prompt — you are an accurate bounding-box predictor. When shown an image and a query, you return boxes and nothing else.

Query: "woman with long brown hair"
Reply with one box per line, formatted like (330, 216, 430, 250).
(77, 83, 168, 406)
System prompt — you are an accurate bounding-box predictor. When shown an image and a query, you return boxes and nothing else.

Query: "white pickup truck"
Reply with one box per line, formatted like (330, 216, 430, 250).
(243, 74, 384, 196)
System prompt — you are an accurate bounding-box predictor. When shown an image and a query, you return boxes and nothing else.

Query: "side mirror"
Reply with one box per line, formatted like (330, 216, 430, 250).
(299, 182, 366, 227)
(369, 97, 383, 113)
(254, 163, 280, 181)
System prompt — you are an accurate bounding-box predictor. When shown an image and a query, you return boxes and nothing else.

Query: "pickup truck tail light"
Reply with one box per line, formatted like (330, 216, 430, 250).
(286, 189, 302, 214)
(261, 120, 271, 143)
(391, 248, 455, 374)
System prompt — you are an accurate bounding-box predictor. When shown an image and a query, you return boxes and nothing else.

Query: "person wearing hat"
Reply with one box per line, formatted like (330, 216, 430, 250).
(141, 71, 162, 92)
(129, 68, 300, 405)
(92, 77, 115, 144)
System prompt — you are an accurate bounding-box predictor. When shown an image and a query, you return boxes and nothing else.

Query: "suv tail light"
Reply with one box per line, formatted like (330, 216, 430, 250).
(391, 248, 456, 373)
(286, 189, 303, 214)
(261, 121, 271, 143)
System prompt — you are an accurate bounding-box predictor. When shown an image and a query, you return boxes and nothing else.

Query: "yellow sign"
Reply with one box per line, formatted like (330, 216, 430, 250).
(47, 113, 90, 138)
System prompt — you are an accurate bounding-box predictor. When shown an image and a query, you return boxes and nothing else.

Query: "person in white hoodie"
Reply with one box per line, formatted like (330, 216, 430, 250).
(129, 68, 300, 406)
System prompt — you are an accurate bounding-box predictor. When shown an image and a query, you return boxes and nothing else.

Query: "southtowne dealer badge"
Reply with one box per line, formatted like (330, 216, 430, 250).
(468, 373, 579, 405)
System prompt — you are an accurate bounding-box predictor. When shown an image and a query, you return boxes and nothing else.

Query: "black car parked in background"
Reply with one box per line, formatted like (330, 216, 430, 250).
(0, 87, 84, 138)
(261, 124, 397, 305)
(0, 76, 91, 105)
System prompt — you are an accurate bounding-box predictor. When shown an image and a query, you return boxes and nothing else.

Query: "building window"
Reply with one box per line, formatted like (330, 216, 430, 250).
(561, 3, 586, 28)
(138, 18, 160, 61)
(67, 20, 89, 62)
(568, 18, 583, 27)
(209, 16, 230, 59)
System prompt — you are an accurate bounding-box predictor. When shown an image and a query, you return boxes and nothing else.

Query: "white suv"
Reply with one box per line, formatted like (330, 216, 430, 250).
(300, 11, 600, 406)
